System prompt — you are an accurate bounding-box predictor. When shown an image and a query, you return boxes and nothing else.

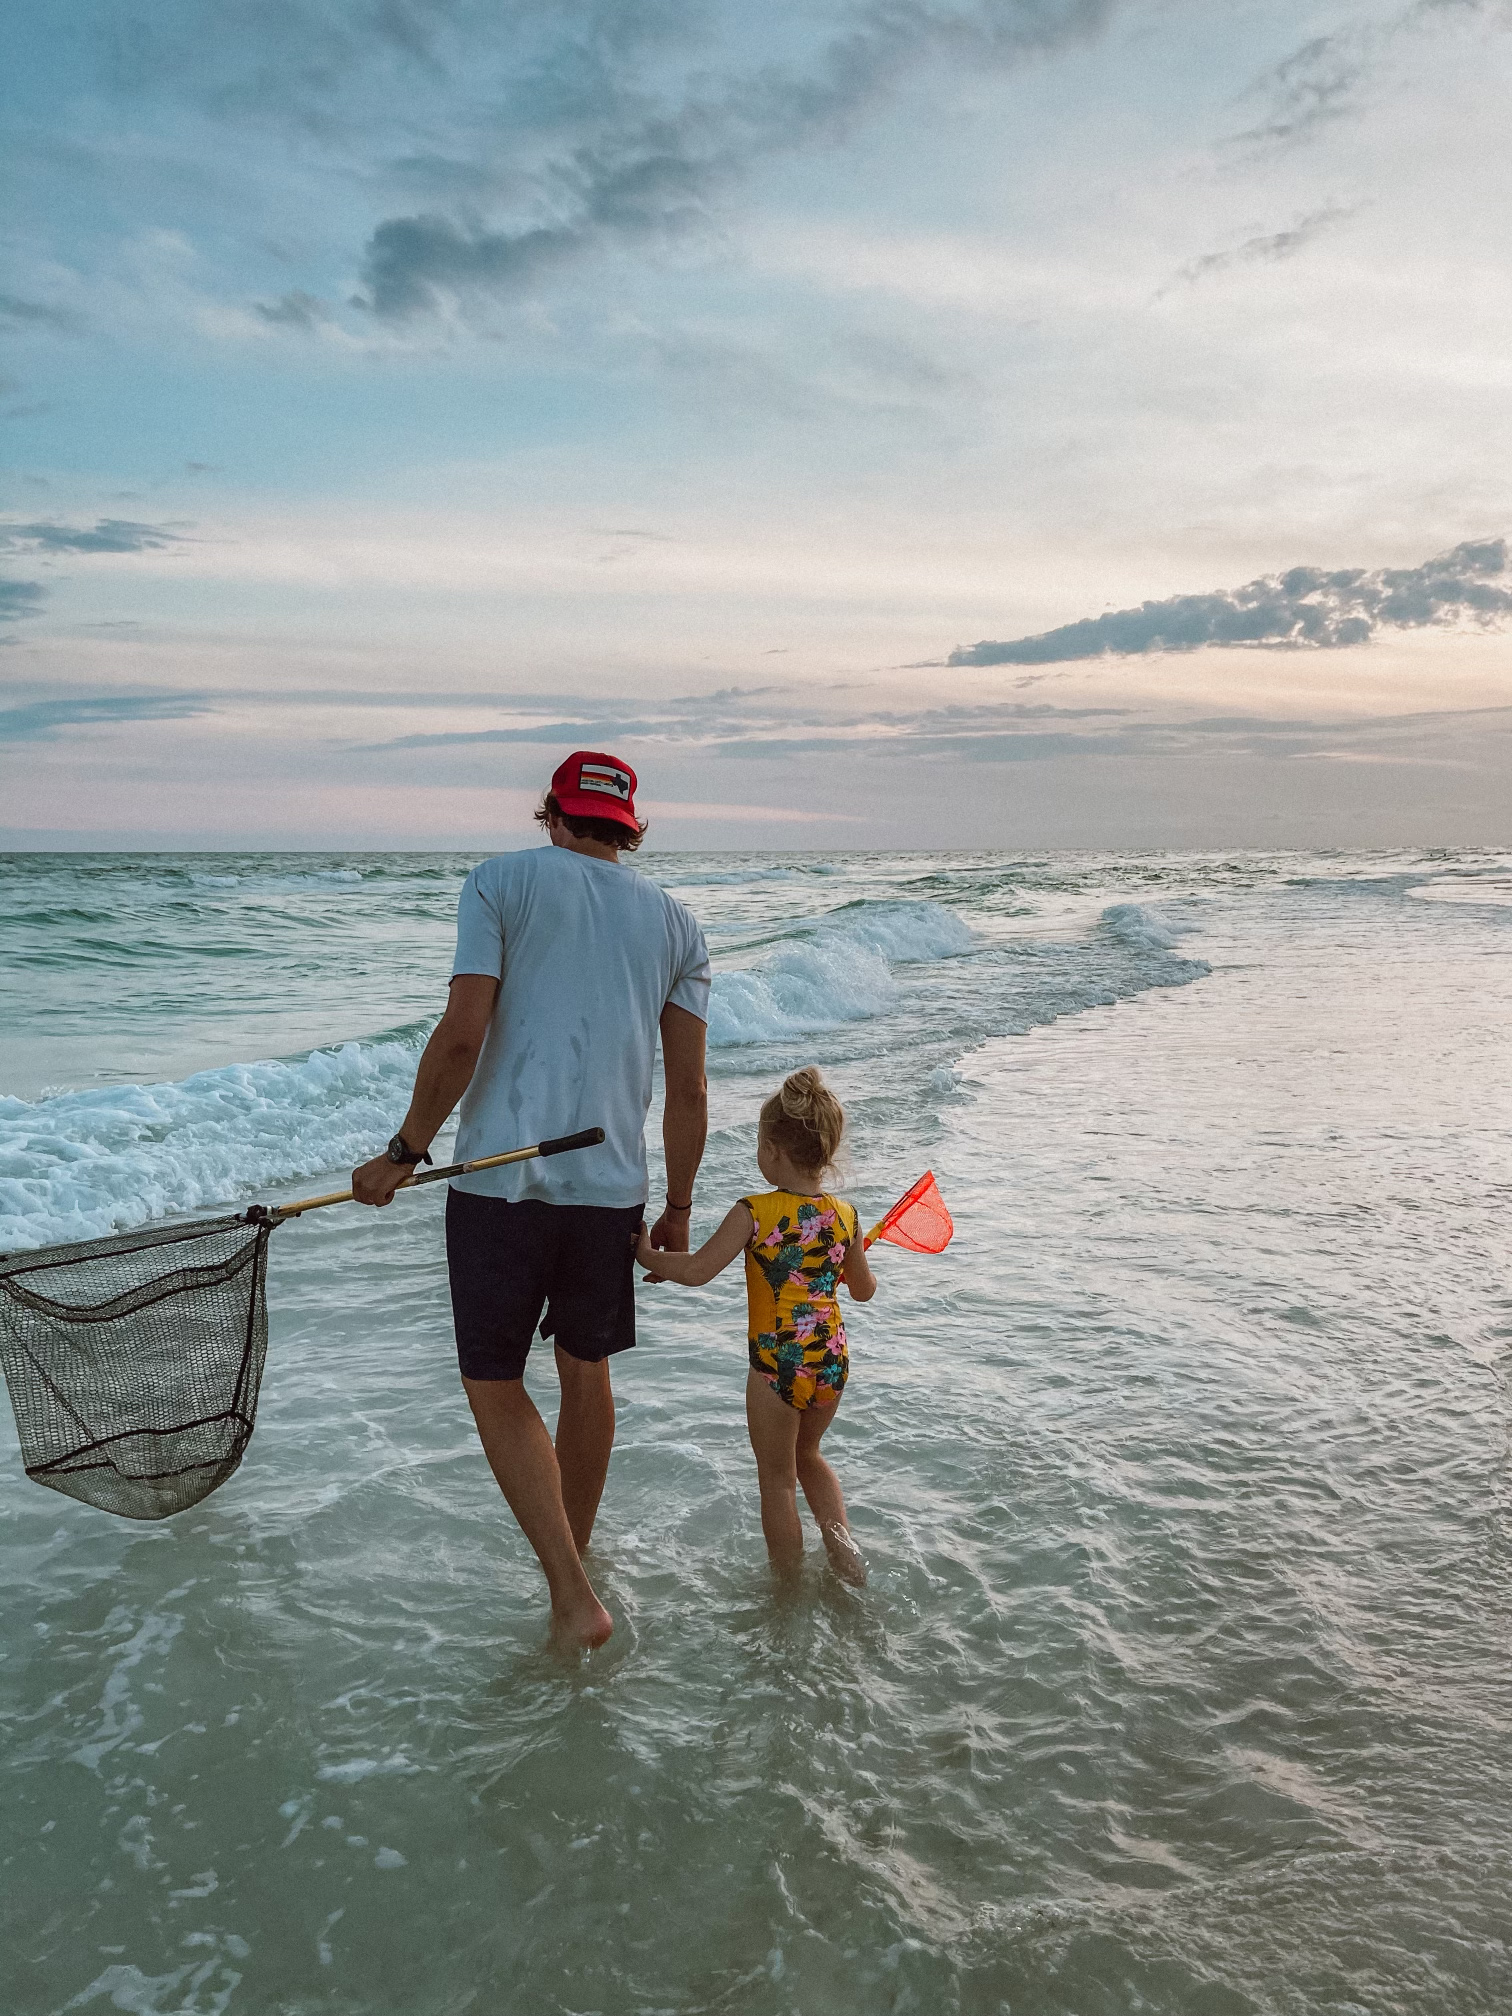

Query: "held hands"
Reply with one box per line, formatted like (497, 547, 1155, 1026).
(639, 1201, 691, 1283)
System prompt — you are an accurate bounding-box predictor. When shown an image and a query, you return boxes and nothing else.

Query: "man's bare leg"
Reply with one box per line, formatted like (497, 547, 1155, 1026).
(462, 1375, 613, 1649)
(744, 1369, 804, 1571)
(553, 1346, 616, 1552)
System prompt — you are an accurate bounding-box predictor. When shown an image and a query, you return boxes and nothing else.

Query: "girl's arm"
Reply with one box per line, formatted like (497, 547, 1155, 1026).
(636, 1203, 754, 1286)
(842, 1237, 877, 1302)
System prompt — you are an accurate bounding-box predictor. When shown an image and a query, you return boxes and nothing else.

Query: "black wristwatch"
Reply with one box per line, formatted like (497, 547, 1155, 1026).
(387, 1132, 433, 1168)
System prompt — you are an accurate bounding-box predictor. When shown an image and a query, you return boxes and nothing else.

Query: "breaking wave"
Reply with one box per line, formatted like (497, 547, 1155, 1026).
(0, 1028, 430, 1252)
(708, 901, 975, 1046)
(0, 892, 1208, 1248)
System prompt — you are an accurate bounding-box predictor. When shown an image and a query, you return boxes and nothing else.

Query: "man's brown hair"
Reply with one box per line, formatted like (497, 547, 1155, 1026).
(534, 790, 648, 852)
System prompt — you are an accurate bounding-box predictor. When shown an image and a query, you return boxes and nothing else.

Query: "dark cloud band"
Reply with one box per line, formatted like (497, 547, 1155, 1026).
(0, 519, 188, 556)
(949, 538, 1512, 666)
(0, 696, 210, 742)
(354, 0, 1118, 320)
(0, 580, 46, 625)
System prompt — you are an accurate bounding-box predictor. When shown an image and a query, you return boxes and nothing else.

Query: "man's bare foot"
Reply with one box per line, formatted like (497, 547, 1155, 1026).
(822, 1522, 867, 1587)
(551, 1591, 614, 1650)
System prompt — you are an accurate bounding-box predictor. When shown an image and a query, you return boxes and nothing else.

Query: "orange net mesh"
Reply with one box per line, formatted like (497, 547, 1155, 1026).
(866, 1171, 953, 1253)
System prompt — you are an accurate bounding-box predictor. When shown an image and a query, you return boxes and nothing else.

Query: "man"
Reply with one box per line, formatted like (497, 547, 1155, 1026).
(352, 752, 710, 1649)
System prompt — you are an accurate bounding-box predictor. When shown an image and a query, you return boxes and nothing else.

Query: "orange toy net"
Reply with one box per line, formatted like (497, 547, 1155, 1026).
(864, 1171, 954, 1253)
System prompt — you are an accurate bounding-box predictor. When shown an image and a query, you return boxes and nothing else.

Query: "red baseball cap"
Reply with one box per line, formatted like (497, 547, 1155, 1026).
(550, 750, 641, 832)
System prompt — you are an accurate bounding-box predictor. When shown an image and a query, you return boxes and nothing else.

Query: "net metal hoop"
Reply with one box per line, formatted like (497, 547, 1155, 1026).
(0, 1214, 276, 1521)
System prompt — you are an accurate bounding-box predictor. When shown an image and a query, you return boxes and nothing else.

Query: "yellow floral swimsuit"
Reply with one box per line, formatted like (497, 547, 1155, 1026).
(742, 1189, 860, 1411)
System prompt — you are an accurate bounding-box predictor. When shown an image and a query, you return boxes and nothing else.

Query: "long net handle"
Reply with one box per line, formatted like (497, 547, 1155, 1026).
(265, 1127, 605, 1220)
(863, 1219, 886, 1251)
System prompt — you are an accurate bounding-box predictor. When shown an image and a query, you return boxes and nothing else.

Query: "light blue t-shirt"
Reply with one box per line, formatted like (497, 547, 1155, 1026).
(449, 847, 710, 1208)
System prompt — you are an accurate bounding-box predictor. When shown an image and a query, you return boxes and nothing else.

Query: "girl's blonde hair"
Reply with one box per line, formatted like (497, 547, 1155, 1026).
(760, 1066, 845, 1175)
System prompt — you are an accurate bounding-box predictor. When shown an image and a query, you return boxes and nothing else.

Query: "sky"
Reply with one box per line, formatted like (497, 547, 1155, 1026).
(4, 0, 1512, 851)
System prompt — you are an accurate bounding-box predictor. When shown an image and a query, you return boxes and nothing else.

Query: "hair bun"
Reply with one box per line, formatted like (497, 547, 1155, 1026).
(762, 1066, 845, 1173)
(780, 1067, 826, 1120)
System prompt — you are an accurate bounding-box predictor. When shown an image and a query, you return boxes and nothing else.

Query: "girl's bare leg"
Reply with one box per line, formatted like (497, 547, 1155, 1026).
(797, 1395, 866, 1586)
(744, 1369, 803, 1570)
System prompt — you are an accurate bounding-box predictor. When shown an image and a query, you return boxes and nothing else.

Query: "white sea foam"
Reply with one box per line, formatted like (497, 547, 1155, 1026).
(0, 1031, 428, 1251)
(926, 1064, 970, 1101)
(707, 901, 974, 1047)
(316, 1754, 421, 1784)
(1099, 902, 1181, 951)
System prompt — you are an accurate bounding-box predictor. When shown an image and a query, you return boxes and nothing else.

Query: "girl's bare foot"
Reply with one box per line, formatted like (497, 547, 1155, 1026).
(551, 1592, 614, 1649)
(822, 1522, 867, 1587)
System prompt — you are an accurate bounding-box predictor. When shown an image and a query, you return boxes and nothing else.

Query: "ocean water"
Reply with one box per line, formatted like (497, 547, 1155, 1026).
(1, 847, 1510, 2015)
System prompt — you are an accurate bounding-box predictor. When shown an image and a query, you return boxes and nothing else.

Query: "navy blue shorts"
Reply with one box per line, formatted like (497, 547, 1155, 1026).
(445, 1188, 644, 1382)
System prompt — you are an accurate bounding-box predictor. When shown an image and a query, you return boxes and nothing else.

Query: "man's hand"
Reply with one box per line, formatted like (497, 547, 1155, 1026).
(353, 1155, 410, 1208)
(646, 1203, 691, 1253)
(640, 1202, 690, 1283)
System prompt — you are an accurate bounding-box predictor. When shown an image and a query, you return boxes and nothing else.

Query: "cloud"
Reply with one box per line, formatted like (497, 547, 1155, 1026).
(1231, 3, 1508, 151)
(0, 522, 188, 632)
(374, 717, 660, 750)
(949, 537, 1512, 666)
(0, 519, 188, 555)
(0, 580, 46, 625)
(0, 695, 211, 741)
(361, 686, 783, 751)
(354, 0, 1119, 319)
(360, 216, 585, 319)
(1234, 31, 1369, 146)
(357, 691, 1138, 764)
(1160, 204, 1356, 294)
(253, 290, 330, 330)
(0, 292, 82, 332)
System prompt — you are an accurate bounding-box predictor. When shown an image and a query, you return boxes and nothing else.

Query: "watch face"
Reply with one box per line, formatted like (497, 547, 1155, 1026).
(387, 1134, 406, 1163)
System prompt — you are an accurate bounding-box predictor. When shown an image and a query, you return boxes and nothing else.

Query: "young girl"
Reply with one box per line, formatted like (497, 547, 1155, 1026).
(636, 1067, 876, 1584)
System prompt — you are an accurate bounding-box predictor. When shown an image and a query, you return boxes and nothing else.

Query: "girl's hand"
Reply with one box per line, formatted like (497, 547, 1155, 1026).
(635, 1202, 755, 1288)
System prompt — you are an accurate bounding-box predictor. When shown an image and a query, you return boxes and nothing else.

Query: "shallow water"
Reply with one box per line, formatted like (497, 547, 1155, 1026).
(2, 848, 1511, 2014)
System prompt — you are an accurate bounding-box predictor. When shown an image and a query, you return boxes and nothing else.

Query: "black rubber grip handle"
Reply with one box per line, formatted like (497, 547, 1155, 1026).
(537, 1126, 606, 1158)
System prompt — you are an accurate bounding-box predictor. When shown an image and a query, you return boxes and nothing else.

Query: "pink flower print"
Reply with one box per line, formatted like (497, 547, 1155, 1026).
(791, 1310, 821, 1343)
(827, 1243, 846, 1266)
(760, 1227, 784, 1250)
(787, 1269, 809, 1290)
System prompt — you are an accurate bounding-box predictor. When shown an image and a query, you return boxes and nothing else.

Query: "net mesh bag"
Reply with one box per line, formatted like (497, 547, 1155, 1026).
(0, 1214, 274, 1521)
(870, 1171, 954, 1253)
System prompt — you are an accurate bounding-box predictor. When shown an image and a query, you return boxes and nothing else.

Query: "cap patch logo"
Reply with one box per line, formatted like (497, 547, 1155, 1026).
(579, 762, 631, 801)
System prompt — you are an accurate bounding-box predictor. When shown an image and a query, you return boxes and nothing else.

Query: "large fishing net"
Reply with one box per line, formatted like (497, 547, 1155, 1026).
(0, 1214, 274, 1521)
